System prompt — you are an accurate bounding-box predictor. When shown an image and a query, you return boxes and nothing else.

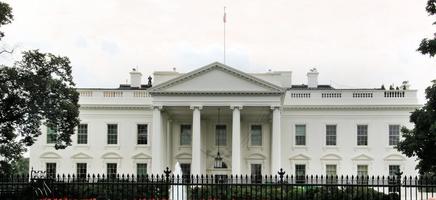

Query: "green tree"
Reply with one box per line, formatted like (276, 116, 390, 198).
(0, 1, 13, 40)
(417, 0, 436, 57)
(396, 80, 436, 174)
(0, 50, 80, 175)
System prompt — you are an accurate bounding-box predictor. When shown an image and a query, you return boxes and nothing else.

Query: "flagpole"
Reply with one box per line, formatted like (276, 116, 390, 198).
(223, 6, 226, 65)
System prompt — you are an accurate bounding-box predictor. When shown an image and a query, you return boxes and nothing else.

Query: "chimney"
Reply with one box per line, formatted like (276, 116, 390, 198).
(307, 68, 319, 88)
(130, 68, 142, 88)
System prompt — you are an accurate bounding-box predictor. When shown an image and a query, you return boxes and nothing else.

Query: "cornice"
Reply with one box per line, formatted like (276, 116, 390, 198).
(80, 104, 152, 110)
(149, 91, 283, 96)
(282, 104, 420, 110)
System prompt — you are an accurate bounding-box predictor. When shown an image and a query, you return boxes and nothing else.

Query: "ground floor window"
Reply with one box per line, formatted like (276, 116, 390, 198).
(357, 165, 368, 184)
(106, 163, 117, 178)
(136, 163, 147, 177)
(46, 163, 56, 179)
(180, 163, 191, 183)
(76, 163, 87, 179)
(389, 165, 401, 192)
(325, 164, 337, 183)
(251, 164, 262, 183)
(295, 164, 306, 184)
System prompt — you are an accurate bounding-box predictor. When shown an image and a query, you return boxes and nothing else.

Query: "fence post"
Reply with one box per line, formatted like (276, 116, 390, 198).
(278, 168, 286, 199)
(164, 167, 171, 199)
(396, 171, 403, 199)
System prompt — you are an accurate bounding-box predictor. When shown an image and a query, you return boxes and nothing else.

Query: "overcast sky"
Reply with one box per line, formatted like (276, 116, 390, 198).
(1, 0, 435, 103)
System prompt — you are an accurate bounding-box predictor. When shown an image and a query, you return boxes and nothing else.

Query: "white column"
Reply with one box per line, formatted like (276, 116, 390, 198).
(151, 106, 163, 174)
(271, 106, 281, 174)
(191, 106, 202, 175)
(231, 105, 242, 175)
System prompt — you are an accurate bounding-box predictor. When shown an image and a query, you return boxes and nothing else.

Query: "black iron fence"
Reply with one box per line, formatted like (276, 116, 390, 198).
(1, 168, 436, 200)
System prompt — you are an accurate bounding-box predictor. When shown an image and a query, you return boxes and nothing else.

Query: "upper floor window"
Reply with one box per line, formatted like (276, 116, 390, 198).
(107, 124, 118, 145)
(137, 124, 148, 145)
(77, 124, 88, 144)
(326, 125, 337, 146)
(46, 126, 57, 144)
(250, 125, 262, 146)
(180, 124, 192, 146)
(357, 125, 368, 146)
(295, 125, 306, 146)
(215, 125, 227, 146)
(389, 125, 400, 146)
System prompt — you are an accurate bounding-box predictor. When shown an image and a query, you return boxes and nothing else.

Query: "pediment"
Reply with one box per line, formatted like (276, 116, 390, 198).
(101, 152, 122, 159)
(71, 152, 92, 159)
(246, 153, 266, 160)
(175, 152, 191, 159)
(149, 62, 283, 95)
(289, 154, 311, 160)
(132, 153, 152, 159)
(40, 152, 61, 159)
(352, 154, 373, 161)
(384, 154, 405, 161)
(320, 154, 342, 160)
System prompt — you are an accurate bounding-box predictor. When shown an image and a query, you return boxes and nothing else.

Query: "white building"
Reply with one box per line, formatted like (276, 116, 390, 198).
(29, 62, 419, 179)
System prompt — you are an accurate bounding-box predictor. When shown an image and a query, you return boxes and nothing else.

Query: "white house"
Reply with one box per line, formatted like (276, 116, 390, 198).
(29, 62, 419, 179)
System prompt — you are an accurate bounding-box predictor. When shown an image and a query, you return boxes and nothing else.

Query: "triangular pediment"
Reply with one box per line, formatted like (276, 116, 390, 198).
(352, 154, 373, 161)
(246, 153, 266, 160)
(149, 62, 283, 95)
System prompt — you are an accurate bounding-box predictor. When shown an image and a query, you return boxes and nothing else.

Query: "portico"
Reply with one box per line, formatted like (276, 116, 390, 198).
(148, 63, 284, 175)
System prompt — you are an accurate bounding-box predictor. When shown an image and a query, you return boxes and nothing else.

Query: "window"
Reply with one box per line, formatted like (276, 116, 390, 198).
(295, 164, 306, 183)
(326, 164, 337, 184)
(137, 124, 148, 145)
(250, 125, 262, 146)
(389, 165, 401, 192)
(77, 124, 88, 144)
(389, 165, 400, 177)
(107, 163, 117, 178)
(295, 125, 306, 146)
(389, 125, 400, 146)
(46, 163, 56, 179)
(215, 125, 227, 146)
(357, 125, 368, 146)
(107, 124, 118, 145)
(47, 126, 57, 144)
(76, 163, 87, 179)
(326, 125, 337, 146)
(251, 164, 262, 183)
(180, 163, 191, 183)
(180, 125, 192, 145)
(137, 163, 147, 176)
(357, 165, 368, 184)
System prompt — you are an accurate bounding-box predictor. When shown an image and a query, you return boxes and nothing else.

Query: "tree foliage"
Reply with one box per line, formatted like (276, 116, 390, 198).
(418, 0, 436, 57)
(396, 80, 436, 175)
(0, 50, 80, 175)
(0, 1, 13, 40)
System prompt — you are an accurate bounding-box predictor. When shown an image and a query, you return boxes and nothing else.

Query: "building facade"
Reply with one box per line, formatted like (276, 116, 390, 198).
(29, 62, 419, 178)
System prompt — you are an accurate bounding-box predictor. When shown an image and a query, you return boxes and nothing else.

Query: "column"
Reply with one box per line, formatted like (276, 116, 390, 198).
(191, 106, 202, 175)
(151, 106, 163, 174)
(271, 106, 281, 174)
(231, 105, 242, 175)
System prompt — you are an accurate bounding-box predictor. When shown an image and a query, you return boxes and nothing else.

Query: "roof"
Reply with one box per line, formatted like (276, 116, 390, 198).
(288, 84, 384, 91)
